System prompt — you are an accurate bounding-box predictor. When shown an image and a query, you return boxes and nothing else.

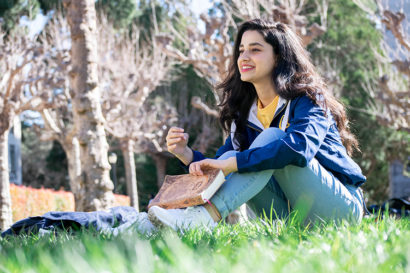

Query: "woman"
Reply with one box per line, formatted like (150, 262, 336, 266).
(148, 19, 366, 230)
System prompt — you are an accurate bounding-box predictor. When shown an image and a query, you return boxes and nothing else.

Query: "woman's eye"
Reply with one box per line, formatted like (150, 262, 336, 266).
(239, 49, 259, 54)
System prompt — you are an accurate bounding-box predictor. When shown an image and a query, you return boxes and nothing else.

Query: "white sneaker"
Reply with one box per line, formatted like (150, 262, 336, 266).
(148, 206, 217, 231)
(135, 212, 158, 235)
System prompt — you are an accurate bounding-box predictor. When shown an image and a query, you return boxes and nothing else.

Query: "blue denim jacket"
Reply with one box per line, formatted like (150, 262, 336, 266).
(190, 95, 366, 187)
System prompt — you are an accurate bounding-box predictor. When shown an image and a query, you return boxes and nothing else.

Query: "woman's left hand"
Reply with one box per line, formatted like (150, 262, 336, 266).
(189, 157, 238, 177)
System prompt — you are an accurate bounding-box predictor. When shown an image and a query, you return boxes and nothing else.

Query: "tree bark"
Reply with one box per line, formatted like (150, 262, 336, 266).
(152, 154, 167, 189)
(63, 0, 114, 211)
(121, 139, 139, 210)
(63, 137, 85, 210)
(0, 129, 12, 230)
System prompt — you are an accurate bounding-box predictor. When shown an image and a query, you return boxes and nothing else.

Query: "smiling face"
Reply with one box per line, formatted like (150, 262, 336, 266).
(237, 30, 276, 85)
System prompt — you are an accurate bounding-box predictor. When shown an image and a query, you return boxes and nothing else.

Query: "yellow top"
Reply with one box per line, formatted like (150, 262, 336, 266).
(257, 96, 279, 129)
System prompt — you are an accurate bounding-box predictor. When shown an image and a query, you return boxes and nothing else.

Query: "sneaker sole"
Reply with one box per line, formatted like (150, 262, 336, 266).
(148, 209, 168, 230)
(148, 207, 216, 231)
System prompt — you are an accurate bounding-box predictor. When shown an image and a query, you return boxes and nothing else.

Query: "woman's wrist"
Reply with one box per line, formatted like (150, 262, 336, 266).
(225, 156, 238, 174)
(175, 146, 193, 166)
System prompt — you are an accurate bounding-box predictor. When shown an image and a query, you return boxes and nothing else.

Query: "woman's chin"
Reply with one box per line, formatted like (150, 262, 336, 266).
(240, 76, 254, 83)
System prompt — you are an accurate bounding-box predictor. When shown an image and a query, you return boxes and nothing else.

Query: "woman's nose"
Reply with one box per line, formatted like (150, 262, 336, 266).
(239, 51, 250, 61)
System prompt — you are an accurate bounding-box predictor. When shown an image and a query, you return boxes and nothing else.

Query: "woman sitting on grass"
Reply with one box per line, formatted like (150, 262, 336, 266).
(148, 19, 366, 230)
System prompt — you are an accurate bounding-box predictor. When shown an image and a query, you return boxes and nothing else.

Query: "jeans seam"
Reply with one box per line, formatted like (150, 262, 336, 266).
(210, 193, 230, 219)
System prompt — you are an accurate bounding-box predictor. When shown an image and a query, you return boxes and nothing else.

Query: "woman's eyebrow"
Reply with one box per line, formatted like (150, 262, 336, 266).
(239, 42, 264, 47)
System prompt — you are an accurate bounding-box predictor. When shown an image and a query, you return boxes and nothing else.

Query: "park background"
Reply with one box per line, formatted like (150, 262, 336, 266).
(0, 0, 409, 230)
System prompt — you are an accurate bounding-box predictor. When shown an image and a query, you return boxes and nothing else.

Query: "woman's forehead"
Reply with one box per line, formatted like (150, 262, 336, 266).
(240, 30, 267, 46)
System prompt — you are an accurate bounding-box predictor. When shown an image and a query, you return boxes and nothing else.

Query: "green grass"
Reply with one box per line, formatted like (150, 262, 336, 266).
(0, 215, 409, 273)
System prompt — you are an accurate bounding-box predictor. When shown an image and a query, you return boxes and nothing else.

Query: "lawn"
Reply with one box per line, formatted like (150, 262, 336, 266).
(0, 214, 409, 273)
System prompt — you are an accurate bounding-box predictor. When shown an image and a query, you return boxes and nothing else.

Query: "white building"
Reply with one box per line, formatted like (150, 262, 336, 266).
(390, 160, 410, 199)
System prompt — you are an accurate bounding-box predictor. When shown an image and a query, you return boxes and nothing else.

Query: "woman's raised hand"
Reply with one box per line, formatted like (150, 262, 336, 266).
(166, 127, 189, 157)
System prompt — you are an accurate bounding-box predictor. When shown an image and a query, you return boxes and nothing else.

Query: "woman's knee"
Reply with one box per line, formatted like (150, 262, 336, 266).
(250, 127, 286, 148)
(218, 150, 239, 160)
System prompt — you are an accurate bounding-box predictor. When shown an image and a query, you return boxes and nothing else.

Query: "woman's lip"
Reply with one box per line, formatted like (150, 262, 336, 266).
(240, 67, 255, 72)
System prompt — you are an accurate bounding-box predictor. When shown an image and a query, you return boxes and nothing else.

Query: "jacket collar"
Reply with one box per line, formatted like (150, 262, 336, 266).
(246, 97, 288, 131)
(230, 97, 288, 150)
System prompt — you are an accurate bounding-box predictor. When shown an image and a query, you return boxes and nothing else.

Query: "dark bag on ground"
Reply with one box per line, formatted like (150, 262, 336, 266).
(367, 197, 410, 218)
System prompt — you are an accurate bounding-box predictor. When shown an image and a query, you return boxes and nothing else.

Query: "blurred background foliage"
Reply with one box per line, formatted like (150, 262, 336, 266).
(307, 0, 408, 202)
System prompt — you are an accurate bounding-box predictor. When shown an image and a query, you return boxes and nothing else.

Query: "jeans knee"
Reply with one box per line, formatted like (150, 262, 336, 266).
(250, 127, 286, 148)
(218, 150, 239, 160)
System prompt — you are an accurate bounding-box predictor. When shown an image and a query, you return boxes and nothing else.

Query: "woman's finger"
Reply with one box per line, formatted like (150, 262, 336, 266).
(169, 132, 185, 138)
(193, 163, 202, 176)
(189, 162, 196, 173)
(196, 164, 203, 176)
(191, 164, 200, 176)
(166, 128, 182, 140)
(169, 127, 184, 134)
(166, 134, 186, 145)
(167, 137, 183, 146)
(167, 144, 177, 150)
(166, 132, 185, 141)
(191, 163, 197, 175)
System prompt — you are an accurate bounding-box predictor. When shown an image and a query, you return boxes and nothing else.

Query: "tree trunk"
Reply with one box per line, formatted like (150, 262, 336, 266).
(152, 154, 167, 189)
(63, 0, 114, 211)
(121, 139, 139, 210)
(63, 137, 85, 210)
(0, 129, 12, 230)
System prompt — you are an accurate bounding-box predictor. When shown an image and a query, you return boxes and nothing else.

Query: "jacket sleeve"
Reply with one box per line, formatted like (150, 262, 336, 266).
(236, 96, 330, 172)
(179, 134, 235, 172)
(214, 134, 235, 158)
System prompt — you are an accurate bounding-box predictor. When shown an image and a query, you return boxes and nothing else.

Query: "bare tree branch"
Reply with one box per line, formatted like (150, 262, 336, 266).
(158, 0, 328, 123)
(380, 10, 410, 51)
(191, 96, 219, 118)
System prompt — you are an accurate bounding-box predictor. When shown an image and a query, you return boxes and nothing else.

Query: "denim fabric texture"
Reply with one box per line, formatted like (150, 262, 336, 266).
(210, 128, 364, 224)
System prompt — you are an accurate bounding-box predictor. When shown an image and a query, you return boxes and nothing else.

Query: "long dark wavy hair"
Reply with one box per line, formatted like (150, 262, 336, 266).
(218, 19, 359, 155)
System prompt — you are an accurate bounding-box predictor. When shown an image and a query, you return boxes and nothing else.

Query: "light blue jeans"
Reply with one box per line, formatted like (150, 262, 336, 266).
(210, 128, 364, 224)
